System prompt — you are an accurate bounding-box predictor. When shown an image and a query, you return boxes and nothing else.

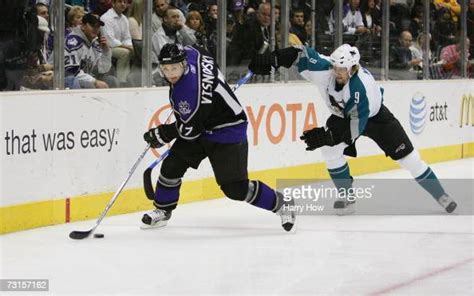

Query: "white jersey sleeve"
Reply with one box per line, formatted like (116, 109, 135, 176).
(97, 45, 112, 74)
(296, 46, 333, 97)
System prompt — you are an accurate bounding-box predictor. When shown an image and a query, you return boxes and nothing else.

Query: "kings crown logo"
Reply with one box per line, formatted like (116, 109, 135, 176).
(178, 100, 192, 115)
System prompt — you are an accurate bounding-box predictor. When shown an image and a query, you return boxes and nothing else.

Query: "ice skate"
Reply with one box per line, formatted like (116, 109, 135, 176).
(276, 194, 296, 232)
(437, 194, 457, 213)
(140, 208, 172, 229)
(334, 198, 356, 216)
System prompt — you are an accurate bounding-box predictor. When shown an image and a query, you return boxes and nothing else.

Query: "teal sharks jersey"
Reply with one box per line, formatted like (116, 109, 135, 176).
(296, 46, 384, 141)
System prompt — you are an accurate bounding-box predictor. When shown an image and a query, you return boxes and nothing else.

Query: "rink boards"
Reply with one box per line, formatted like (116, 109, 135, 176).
(0, 79, 473, 233)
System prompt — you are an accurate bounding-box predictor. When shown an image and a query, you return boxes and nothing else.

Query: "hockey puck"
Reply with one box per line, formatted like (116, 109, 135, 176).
(93, 233, 105, 238)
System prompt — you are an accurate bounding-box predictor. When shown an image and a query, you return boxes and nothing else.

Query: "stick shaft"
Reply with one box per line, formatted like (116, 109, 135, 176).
(94, 144, 150, 226)
(232, 70, 254, 92)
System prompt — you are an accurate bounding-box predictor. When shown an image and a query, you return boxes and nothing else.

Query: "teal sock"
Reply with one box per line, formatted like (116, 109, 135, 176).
(415, 167, 446, 200)
(328, 163, 353, 191)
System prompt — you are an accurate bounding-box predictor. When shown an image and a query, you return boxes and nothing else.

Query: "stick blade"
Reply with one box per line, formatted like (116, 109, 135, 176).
(69, 230, 92, 240)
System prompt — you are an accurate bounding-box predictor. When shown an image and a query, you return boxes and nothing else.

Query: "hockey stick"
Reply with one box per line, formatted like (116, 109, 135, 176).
(143, 149, 170, 200)
(69, 144, 151, 240)
(143, 110, 174, 200)
(143, 70, 254, 200)
(232, 70, 254, 91)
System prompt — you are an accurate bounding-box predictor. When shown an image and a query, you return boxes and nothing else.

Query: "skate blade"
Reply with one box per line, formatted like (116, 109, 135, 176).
(335, 204, 355, 216)
(140, 220, 168, 230)
(284, 223, 297, 234)
(445, 202, 457, 214)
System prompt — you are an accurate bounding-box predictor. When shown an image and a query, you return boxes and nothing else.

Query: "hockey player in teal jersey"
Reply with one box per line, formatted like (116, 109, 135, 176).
(249, 44, 457, 215)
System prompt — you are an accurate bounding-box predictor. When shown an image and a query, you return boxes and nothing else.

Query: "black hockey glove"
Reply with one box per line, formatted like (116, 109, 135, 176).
(248, 47, 302, 75)
(248, 52, 274, 75)
(325, 116, 353, 145)
(143, 123, 178, 148)
(300, 127, 335, 151)
(273, 46, 302, 68)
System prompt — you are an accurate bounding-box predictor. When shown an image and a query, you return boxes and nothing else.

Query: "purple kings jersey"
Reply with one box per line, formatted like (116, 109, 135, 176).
(169, 46, 248, 144)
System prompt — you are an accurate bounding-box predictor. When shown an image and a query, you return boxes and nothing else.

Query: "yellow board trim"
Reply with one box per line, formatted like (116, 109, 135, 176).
(1, 142, 472, 234)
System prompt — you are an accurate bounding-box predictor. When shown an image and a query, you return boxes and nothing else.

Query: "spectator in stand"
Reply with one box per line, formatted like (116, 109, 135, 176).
(64, 13, 118, 88)
(205, 3, 218, 57)
(186, 0, 207, 16)
(432, 0, 459, 48)
(67, 6, 86, 34)
(228, 2, 272, 65)
(36, 2, 49, 21)
(440, 37, 471, 77)
(433, 0, 461, 23)
(390, 30, 421, 70)
(206, 3, 218, 29)
(314, 0, 332, 35)
(432, 6, 457, 48)
(151, 7, 196, 64)
(1, 1, 30, 90)
(409, 4, 423, 39)
(410, 32, 432, 64)
(36, 16, 53, 67)
(274, 4, 282, 48)
(389, 1, 411, 37)
(246, 7, 256, 16)
(171, 0, 188, 15)
(289, 8, 307, 45)
(21, 16, 54, 90)
(186, 10, 208, 50)
(289, 32, 303, 46)
(101, 0, 134, 86)
(128, 0, 144, 40)
(93, 0, 112, 16)
(231, 0, 246, 26)
(151, 0, 186, 33)
(361, 0, 382, 36)
(152, 0, 169, 32)
(246, 0, 260, 11)
(329, 0, 370, 36)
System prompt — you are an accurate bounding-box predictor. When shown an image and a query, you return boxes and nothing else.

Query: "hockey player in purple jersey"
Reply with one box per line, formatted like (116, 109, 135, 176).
(142, 43, 295, 231)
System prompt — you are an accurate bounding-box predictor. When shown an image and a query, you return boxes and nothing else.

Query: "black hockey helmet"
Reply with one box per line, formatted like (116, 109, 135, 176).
(158, 43, 187, 65)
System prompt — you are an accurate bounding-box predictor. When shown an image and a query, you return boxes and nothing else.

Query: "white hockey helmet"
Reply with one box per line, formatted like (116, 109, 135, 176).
(330, 44, 360, 69)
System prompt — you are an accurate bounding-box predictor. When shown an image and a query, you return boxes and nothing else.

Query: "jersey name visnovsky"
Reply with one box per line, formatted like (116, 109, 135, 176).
(201, 55, 214, 104)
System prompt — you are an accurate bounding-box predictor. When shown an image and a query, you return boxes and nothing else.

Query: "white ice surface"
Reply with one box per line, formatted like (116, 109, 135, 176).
(1, 159, 473, 295)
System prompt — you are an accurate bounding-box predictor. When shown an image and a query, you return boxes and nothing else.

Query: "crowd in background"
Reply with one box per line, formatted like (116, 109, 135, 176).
(0, 0, 472, 91)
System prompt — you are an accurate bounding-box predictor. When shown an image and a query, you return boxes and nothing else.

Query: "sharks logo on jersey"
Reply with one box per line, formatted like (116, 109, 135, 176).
(328, 94, 345, 116)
